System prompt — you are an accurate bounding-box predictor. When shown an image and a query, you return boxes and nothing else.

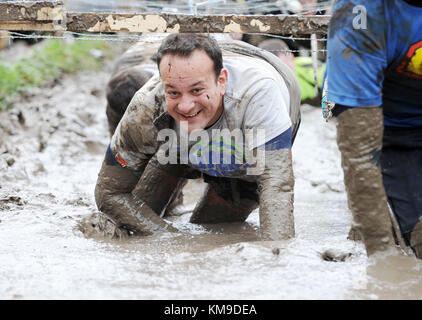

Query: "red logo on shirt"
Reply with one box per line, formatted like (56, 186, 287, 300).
(397, 40, 422, 80)
(115, 153, 128, 167)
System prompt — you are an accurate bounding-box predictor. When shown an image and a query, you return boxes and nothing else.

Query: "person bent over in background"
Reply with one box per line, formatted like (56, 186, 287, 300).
(258, 38, 325, 105)
(105, 37, 161, 136)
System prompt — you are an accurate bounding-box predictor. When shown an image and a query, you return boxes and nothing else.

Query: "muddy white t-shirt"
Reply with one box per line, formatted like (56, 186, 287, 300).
(166, 55, 292, 178)
(222, 55, 291, 150)
(172, 111, 254, 178)
(111, 50, 295, 177)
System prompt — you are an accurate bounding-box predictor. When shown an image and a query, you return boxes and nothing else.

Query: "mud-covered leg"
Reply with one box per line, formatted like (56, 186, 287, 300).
(347, 207, 403, 246)
(347, 226, 362, 241)
(411, 218, 422, 258)
(132, 160, 188, 218)
(380, 145, 422, 256)
(336, 107, 395, 255)
(189, 177, 258, 224)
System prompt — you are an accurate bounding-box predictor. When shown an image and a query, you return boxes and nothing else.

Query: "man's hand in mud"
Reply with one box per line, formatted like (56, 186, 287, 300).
(320, 249, 352, 262)
(78, 210, 179, 239)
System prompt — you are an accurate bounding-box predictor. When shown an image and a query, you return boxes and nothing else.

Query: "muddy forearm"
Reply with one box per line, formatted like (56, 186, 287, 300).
(336, 107, 394, 255)
(95, 161, 177, 235)
(257, 149, 295, 240)
(101, 193, 177, 235)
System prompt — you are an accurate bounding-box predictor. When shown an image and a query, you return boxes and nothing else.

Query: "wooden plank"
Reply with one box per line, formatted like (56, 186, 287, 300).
(0, 2, 330, 35)
(0, 21, 64, 32)
(0, 1, 64, 22)
(66, 13, 329, 35)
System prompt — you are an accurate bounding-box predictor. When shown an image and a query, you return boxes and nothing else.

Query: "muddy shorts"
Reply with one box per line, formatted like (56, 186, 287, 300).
(381, 126, 422, 244)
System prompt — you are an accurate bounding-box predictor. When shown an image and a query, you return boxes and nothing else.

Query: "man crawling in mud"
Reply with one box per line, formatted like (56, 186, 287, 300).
(93, 34, 301, 240)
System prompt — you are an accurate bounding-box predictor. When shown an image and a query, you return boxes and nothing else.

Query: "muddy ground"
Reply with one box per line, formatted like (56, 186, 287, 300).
(1, 41, 422, 300)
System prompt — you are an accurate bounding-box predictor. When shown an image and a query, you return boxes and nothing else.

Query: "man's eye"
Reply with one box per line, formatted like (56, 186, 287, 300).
(192, 88, 203, 94)
(167, 91, 179, 97)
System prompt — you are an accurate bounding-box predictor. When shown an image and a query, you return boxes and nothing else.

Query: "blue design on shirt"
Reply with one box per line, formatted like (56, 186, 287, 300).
(177, 128, 292, 177)
(105, 144, 119, 166)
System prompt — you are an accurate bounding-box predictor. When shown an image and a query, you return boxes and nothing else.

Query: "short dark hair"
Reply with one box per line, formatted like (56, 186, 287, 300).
(156, 34, 223, 79)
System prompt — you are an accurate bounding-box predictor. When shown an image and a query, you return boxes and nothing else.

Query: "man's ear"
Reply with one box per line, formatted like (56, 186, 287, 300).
(218, 68, 228, 95)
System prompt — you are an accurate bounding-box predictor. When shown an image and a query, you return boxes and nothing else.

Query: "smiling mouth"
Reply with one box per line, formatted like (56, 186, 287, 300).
(180, 110, 201, 119)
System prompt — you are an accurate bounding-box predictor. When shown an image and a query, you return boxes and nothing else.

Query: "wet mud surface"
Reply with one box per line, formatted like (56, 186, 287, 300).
(1, 48, 422, 300)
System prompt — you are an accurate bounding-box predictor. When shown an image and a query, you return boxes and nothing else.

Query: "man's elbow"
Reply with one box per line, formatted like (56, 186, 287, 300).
(94, 160, 139, 212)
(94, 179, 108, 212)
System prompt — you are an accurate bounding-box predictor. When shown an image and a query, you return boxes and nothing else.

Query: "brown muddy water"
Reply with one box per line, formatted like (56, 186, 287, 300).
(1, 44, 422, 300)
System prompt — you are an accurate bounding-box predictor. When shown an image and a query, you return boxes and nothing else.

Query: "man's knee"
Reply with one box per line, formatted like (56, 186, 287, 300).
(132, 159, 192, 217)
(189, 177, 259, 224)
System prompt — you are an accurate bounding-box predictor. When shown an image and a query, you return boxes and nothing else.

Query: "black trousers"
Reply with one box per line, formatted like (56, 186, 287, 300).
(381, 126, 422, 245)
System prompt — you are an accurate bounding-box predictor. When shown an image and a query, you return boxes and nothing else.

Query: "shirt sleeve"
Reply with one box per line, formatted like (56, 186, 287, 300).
(109, 88, 159, 173)
(326, 0, 387, 108)
(259, 128, 292, 150)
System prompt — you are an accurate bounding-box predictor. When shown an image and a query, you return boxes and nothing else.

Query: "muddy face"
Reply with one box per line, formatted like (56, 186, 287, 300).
(159, 49, 227, 133)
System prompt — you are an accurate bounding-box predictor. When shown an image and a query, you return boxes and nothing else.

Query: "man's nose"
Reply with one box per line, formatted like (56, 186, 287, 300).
(177, 95, 195, 114)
